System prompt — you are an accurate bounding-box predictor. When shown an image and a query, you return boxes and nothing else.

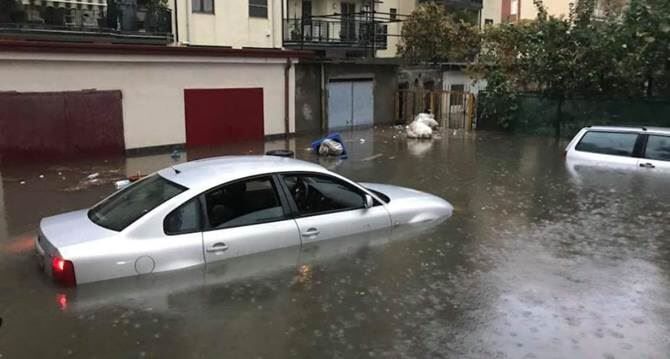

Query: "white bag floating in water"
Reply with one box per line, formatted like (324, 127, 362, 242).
(414, 113, 439, 128)
(407, 113, 438, 139)
(318, 139, 344, 156)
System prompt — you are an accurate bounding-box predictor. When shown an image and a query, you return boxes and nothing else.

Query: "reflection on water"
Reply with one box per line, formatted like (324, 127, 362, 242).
(1, 128, 669, 358)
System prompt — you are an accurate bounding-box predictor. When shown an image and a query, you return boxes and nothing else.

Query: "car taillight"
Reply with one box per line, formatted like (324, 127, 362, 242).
(52, 256, 76, 287)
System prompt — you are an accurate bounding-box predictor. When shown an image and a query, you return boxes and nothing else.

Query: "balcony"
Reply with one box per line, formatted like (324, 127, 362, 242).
(0, 0, 173, 45)
(283, 18, 388, 54)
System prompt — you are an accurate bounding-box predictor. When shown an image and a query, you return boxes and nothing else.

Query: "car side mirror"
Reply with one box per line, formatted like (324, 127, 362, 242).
(364, 194, 374, 209)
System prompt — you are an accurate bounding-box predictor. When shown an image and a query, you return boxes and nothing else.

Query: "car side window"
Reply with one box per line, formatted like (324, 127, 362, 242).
(164, 198, 202, 235)
(283, 174, 365, 216)
(575, 131, 639, 157)
(204, 176, 285, 229)
(645, 135, 670, 161)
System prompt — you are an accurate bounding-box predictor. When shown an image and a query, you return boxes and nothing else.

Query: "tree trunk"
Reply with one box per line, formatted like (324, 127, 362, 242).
(646, 74, 654, 97)
(554, 97, 564, 139)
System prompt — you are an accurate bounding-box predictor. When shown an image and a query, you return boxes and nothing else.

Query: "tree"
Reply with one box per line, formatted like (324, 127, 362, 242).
(618, 0, 670, 97)
(397, 3, 480, 64)
(0, 0, 26, 23)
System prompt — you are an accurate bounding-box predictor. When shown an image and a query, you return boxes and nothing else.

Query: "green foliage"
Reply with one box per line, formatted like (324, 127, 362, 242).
(478, 71, 519, 129)
(398, 3, 480, 64)
(474, 0, 670, 136)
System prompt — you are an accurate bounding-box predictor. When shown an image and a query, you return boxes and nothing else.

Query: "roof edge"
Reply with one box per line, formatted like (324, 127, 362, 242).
(0, 39, 314, 59)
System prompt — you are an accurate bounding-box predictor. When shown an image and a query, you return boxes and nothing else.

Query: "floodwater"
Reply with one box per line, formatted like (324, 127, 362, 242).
(1, 128, 669, 358)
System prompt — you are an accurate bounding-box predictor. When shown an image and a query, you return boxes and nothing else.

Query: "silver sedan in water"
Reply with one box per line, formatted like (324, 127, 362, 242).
(36, 156, 453, 286)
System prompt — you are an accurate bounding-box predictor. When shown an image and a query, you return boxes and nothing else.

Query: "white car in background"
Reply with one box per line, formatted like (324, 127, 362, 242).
(36, 156, 453, 286)
(565, 126, 670, 171)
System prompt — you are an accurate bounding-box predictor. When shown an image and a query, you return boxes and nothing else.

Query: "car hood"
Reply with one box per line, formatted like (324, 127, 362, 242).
(40, 209, 118, 250)
(361, 182, 453, 224)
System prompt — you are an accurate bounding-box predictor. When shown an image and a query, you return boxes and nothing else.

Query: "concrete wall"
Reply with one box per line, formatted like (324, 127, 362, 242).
(0, 52, 296, 150)
(481, 0, 503, 25)
(442, 70, 487, 94)
(295, 63, 323, 133)
(519, 0, 571, 19)
(294, 62, 398, 132)
(172, 0, 283, 48)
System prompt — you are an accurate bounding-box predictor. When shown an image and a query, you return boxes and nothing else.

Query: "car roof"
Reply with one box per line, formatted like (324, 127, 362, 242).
(157, 156, 328, 190)
(585, 126, 670, 135)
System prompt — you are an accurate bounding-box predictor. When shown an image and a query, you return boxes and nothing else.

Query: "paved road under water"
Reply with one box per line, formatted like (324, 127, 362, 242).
(0, 128, 669, 358)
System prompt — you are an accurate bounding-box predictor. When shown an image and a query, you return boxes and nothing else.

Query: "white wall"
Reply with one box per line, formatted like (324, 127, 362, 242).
(172, 0, 283, 48)
(0, 52, 296, 150)
(481, 0, 502, 26)
(442, 70, 487, 94)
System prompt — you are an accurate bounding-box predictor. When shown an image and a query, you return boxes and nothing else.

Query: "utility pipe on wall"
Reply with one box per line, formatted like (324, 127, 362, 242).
(284, 58, 293, 138)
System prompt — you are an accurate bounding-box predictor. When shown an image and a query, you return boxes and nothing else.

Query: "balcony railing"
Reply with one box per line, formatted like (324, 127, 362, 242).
(283, 18, 387, 51)
(0, 2, 173, 44)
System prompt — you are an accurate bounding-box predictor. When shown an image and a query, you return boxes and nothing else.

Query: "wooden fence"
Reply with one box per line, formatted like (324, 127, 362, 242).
(395, 90, 476, 129)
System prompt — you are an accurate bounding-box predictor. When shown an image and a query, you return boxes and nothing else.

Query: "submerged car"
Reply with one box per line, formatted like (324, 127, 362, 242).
(565, 126, 670, 171)
(36, 156, 453, 286)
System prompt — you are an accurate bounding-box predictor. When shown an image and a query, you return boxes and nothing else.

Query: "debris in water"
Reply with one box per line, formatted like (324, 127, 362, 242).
(39, 175, 45, 179)
(359, 138, 366, 143)
(87, 173, 99, 180)
(115, 180, 131, 190)
(361, 154, 383, 161)
(19, 181, 25, 185)
(407, 113, 439, 139)
(319, 139, 344, 156)
(311, 133, 347, 157)
(58, 172, 62, 176)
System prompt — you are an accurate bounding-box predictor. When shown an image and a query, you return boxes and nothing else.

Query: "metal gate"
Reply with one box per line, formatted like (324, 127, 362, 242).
(395, 89, 476, 129)
(328, 79, 373, 130)
(0, 90, 124, 161)
(184, 88, 264, 147)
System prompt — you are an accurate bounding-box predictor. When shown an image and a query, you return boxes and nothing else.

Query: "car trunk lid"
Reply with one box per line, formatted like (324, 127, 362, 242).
(39, 209, 117, 251)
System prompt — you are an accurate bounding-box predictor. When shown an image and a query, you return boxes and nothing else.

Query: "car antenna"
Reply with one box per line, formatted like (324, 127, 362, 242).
(172, 167, 181, 174)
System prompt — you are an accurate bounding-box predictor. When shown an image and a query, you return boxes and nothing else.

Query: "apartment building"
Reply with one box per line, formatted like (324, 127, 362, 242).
(0, 0, 306, 159)
(501, 0, 625, 22)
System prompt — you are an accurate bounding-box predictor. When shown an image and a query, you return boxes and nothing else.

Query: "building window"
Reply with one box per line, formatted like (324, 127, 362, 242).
(485, 18, 494, 25)
(390, 8, 397, 21)
(249, 0, 268, 18)
(193, 0, 214, 14)
(510, 0, 518, 15)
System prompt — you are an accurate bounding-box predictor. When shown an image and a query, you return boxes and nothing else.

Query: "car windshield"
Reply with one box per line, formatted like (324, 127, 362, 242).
(88, 174, 186, 231)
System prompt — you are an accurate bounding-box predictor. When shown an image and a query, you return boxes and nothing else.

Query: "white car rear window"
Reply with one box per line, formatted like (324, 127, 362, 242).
(645, 135, 670, 161)
(575, 131, 639, 157)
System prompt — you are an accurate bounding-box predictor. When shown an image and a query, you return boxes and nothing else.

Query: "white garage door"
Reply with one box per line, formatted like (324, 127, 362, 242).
(327, 79, 373, 130)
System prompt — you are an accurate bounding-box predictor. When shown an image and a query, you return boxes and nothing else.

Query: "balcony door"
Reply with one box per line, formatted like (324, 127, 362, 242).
(340, 2, 356, 42)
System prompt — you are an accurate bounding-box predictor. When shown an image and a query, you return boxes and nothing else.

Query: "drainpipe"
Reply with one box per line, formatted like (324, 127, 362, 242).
(173, 0, 179, 44)
(320, 62, 326, 132)
(284, 58, 293, 138)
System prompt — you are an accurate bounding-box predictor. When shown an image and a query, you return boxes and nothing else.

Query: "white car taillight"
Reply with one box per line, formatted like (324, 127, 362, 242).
(52, 257, 76, 287)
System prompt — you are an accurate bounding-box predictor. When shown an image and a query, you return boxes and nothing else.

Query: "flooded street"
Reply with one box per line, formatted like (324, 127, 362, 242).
(1, 128, 669, 358)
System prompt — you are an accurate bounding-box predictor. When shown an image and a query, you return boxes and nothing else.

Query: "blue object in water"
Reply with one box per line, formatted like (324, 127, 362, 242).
(311, 133, 348, 157)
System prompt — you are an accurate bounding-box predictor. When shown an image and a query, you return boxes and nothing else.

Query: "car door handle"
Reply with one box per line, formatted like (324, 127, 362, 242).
(639, 162, 656, 168)
(301, 228, 320, 237)
(206, 242, 229, 253)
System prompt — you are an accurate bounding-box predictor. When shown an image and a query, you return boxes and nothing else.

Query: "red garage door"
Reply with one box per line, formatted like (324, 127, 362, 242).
(0, 90, 124, 161)
(184, 88, 264, 147)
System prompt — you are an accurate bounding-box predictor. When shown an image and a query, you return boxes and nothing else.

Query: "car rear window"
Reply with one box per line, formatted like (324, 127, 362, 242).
(575, 131, 639, 157)
(644, 135, 670, 161)
(89, 174, 186, 231)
